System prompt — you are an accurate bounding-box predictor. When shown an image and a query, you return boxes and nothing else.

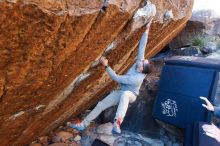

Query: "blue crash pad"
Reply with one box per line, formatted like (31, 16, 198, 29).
(153, 56, 220, 128)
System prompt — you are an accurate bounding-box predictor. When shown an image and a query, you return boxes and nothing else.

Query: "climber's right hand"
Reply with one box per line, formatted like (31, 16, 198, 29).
(100, 56, 108, 67)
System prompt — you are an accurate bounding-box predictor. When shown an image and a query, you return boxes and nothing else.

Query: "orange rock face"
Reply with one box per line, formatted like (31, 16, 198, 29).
(0, 0, 193, 145)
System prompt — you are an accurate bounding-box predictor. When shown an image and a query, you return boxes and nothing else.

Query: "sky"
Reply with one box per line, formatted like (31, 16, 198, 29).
(193, 0, 220, 15)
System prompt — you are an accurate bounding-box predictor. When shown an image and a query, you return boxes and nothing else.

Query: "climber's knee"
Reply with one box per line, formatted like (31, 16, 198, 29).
(120, 93, 130, 102)
(120, 91, 136, 103)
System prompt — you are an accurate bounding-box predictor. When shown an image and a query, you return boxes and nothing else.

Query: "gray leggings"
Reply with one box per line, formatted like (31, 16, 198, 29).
(84, 90, 136, 125)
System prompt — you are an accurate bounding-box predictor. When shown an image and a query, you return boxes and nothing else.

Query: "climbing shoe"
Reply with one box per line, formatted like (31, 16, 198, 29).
(70, 122, 87, 132)
(112, 118, 122, 134)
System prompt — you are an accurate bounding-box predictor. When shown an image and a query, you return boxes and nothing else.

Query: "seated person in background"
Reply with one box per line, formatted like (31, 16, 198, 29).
(200, 96, 220, 143)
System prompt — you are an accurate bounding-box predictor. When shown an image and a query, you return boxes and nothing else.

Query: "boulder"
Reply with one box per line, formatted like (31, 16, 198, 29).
(29, 143, 42, 146)
(169, 9, 220, 49)
(81, 124, 165, 146)
(191, 10, 220, 36)
(0, 0, 193, 145)
(48, 143, 68, 146)
(201, 42, 218, 54)
(37, 136, 49, 146)
(167, 46, 201, 56)
(73, 135, 81, 142)
(52, 131, 73, 143)
(206, 51, 220, 59)
(96, 122, 113, 135)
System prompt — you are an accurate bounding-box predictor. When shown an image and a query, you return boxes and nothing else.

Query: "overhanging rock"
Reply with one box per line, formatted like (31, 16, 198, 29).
(0, 0, 193, 145)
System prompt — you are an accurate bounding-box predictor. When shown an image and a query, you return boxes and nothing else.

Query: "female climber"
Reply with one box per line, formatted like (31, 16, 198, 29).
(70, 18, 154, 134)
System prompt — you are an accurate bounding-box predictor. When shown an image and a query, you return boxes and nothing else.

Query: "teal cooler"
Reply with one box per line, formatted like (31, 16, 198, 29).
(152, 56, 220, 128)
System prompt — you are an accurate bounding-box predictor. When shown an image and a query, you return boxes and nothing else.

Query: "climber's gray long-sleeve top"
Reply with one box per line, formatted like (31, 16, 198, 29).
(106, 32, 148, 96)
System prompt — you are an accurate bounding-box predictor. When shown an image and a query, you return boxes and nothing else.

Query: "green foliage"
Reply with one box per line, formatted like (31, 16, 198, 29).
(191, 35, 207, 49)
